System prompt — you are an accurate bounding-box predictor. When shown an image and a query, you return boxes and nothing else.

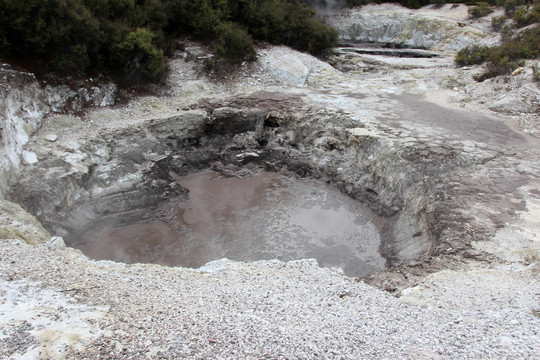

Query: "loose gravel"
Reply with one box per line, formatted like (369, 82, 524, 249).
(1, 238, 539, 359)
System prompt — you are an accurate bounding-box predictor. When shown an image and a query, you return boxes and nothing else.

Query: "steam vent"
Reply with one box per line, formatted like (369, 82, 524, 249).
(1, 2, 539, 359)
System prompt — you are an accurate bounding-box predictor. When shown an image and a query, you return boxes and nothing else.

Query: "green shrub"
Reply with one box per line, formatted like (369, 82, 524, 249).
(513, 3, 540, 28)
(0, 0, 169, 82)
(491, 15, 507, 31)
(345, 0, 434, 7)
(455, 45, 491, 66)
(431, 0, 447, 7)
(504, 0, 521, 16)
(0, 0, 338, 84)
(53, 44, 91, 75)
(346, 0, 368, 6)
(165, 0, 338, 57)
(473, 57, 525, 81)
(513, 6, 529, 26)
(286, 14, 339, 55)
(500, 24, 514, 41)
(213, 22, 256, 63)
(114, 28, 166, 83)
(456, 25, 540, 81)
(229, 0, 337, 56)
(469, 2, 495, 18)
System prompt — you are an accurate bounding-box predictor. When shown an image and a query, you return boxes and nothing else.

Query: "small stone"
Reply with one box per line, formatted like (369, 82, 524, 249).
(47, 236, 66, 250)
(236, 152, 260, 161)
(511, 67, 524, 76)
(43, 134, 58, 142)
(22, 150, 38, 164)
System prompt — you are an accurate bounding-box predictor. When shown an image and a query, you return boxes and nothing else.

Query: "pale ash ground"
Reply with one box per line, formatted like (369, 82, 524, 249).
(1, 4, 540, 359)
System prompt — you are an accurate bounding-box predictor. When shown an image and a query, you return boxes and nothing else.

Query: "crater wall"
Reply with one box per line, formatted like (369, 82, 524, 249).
(8, 95, 494, 269)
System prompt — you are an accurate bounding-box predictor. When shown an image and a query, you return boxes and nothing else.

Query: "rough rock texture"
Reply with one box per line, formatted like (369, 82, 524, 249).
(260, 49, 310, 86)
(459, 61, 540, 136)
(0, 66, 119, 199)
(0, 64, 48, 197)
(0, 200, 50, 244)
(14, 88, 531, 270)
(45, 82, 117, 113)
(328, 4, 500, 51)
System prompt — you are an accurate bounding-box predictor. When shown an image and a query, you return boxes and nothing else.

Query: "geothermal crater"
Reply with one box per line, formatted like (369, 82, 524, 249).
(2, 4, 540, 358)
(9, 97, 436, 276)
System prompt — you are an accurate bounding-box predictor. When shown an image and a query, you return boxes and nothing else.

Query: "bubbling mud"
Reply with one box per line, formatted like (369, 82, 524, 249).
(75, 171, 386, 276)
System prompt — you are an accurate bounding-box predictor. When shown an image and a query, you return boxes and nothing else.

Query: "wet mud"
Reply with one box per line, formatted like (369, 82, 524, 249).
(76, 171, 386, 277)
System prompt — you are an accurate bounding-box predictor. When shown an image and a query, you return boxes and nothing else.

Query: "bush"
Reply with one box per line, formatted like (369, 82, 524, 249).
(0, 0, 339, 84)
(0, 0, 167, 82)
(456, 25, 540, 81)
(114, 28, 166, 84)
(213, 22, 256, 63)
(54, 44, 91, 75)
(500, 24, 514, 41)
(512, 6, 529, 26)
(504, 0, 520, 16)
(491, 15, 507, 31)
(229, 0, 338, 56)
(512, 3, 540, 28)
(533, 64, 540, 82)
(469, 2, 495, 18)
(431, 0, 447, 7)
(473, 57, 525, 81)
(455, 45, 491, 66)
(298, 17, 339, 55)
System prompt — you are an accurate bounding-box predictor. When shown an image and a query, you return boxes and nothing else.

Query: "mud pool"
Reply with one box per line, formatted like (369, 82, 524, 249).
(75, 171, 386, 276)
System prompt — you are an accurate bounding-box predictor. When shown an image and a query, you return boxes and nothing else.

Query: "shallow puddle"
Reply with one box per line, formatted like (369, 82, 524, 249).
(76, 171, 386, 276)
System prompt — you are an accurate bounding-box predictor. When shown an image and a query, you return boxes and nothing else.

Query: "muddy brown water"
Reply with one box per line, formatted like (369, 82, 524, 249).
(76, 171, 386, 276)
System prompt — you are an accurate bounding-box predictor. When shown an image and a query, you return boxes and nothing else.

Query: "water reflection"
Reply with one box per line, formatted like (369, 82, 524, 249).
(77, 171, 386, 276)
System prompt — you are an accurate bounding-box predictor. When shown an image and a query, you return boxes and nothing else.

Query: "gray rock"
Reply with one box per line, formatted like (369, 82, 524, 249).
(91, 83, 117, 107)
(329, 5, 499, 51)
(43, 134, 58, 142)
(45, 85, 77, 112)
(46, 236, 66, 250)
(489, 94, 529, 114)
(268, 54, 309, 86)
(46, 82, 117, 113)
